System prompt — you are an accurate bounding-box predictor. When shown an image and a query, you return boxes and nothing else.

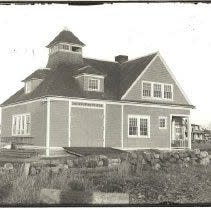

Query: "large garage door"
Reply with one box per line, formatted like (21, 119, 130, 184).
(70, 103, 104, 147)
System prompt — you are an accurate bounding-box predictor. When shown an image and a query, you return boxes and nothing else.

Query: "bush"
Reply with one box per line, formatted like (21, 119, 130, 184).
(68, 179, 86, 191)
(96, 175, 126, 193)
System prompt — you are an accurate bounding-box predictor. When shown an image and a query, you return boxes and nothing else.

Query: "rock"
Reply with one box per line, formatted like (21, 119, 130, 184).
(40, 188, 61, 204)
(67, 159, 74, 168)
(169, 158, 176, 163)
(184, 157, 190, 162)
(200, 151, 208, 158)
(152, 163, 161, 171)
(4, 163, 13, 171)
(143, 152, 151, 162)
(30, 166, 37, 175)
(194, 149, 200, 155)
(200, 157, 210, 166)
(97, 160, 104, 167)
(154, 153, 160, 159)
(23, 163, 30, 177)
(51, 166, 61, 174)
(108, 159, 121, 163)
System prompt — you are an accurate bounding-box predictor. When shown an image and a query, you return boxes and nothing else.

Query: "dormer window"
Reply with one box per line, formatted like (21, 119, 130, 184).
(88, 78, 100, 91)
(25, 80, 32, 94)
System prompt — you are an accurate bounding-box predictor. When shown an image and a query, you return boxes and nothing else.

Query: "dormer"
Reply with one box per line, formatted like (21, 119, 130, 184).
(73, 66, 106, 92)
(46, 29, 85, 68)
(22, 68, 50, 94)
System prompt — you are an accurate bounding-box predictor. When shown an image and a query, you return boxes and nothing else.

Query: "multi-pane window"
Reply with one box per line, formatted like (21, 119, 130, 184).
(140, 118, 148, 136)
(12, 114, 31, 136)
(62, 44, 70, 50)
(153, 83, 162, 98)
(164, 84, 173, 99)
(142, 82, 151, 97)
(128, 115, 150, 138)
(129, 118, 138, 136)
(142, 81, 173, 100)
(88, 78, 100, 91)
(159, 117, 167, 129)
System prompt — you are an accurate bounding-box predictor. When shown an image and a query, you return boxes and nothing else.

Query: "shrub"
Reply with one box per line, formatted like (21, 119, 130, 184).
(96, 175, 126, 193)
(68, 179, 86, 191)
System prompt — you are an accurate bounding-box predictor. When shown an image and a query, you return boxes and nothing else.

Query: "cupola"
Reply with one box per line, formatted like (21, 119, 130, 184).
(46, 28, 85, 68)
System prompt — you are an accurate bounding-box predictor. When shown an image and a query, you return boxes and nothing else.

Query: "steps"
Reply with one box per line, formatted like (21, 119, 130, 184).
(0, 149, 38, 159)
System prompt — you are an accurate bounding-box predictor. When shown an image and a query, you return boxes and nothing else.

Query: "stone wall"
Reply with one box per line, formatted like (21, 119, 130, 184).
(0, 149, 209, 176)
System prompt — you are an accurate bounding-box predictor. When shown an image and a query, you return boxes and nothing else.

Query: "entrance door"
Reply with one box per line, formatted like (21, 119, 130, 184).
(171, 116, 189, 148)
(70, 107, 104, 147)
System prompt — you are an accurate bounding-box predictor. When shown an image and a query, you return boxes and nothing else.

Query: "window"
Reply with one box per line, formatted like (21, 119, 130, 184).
(142, 81, 173, 100)
(72, 46, 82, 53)
(62, 44, 70, 50)
(142, 82, 151, 97)
(129, 118, 138, 136)
(12, 114, 31, 136)
(88, 78, 100, 91)
(128, 115, 150, 138)
(159, 117, 167, 129)
(153, 83, 162, 98)
(164, 84, 173, 99)
(25, 81, 32, 94)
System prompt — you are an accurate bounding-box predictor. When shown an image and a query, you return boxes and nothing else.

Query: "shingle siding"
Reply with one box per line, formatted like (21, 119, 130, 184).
(105, 104, 122, 147)
(49, 100, 69, 147)
(1, 100, 46, 146)
(123, 105, 190, 148)
(124, 56, 189, 105)
(70, 107, 104, 147)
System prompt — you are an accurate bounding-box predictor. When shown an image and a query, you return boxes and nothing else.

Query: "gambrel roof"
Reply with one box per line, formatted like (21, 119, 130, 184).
(1, 52, 194, 108)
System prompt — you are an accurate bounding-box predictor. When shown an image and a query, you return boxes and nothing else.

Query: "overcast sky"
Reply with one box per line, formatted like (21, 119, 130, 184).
(0, 3, 211, 128)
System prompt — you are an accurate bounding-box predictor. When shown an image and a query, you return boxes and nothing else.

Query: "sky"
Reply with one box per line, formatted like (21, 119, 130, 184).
(0, 3, 211, 128)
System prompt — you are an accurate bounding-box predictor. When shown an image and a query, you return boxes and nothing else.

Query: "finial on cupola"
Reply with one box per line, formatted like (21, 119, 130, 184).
(63, 26, 69, 31)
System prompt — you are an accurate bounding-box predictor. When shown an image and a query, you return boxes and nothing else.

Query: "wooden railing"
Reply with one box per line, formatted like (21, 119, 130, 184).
(171, 139, 189, 149)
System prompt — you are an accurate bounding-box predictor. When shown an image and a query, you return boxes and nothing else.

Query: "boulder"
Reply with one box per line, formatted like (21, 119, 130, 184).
(200, 157, 210, 166)
(184, 157, 190, 162)
(97, 160, 104, 167)
(194, 149, 201, 155)
(67, 159, 74, 168)
(30, 166, 37, 175)
(4, 163, 13, 171)
(199, 151, 208, 159)
(154, 153, 160, 159)
(152, 163, 161, 171)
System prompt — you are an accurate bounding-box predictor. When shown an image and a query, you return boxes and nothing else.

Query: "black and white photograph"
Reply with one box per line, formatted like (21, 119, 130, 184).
(0, 3, 210, 206)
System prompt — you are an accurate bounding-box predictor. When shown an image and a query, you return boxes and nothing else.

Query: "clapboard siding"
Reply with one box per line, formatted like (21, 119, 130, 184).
(1, 100, 46, 146)
(50, 100, 69, 147)
(123, 105, 190, 149)
(105, 104, 122, 147)
(124, 56, 189, 105)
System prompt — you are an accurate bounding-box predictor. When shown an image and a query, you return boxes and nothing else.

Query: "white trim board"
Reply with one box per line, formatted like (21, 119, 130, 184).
(46, 98, 51, 156)
(1, 95, 193, 110)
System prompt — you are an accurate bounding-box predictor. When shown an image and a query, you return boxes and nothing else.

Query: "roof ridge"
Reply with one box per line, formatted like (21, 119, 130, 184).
(84, 57, 119, 64)
(121, 51, 159, 65)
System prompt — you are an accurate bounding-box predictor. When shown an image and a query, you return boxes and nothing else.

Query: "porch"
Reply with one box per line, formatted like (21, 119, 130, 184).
(171, 115, 191, 149)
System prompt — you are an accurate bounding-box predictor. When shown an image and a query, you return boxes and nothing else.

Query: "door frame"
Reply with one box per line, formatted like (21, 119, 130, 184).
(170, 114, 191, 150)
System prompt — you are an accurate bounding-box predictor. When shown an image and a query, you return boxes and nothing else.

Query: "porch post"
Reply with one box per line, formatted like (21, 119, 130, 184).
(188, 116, 191, 149)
